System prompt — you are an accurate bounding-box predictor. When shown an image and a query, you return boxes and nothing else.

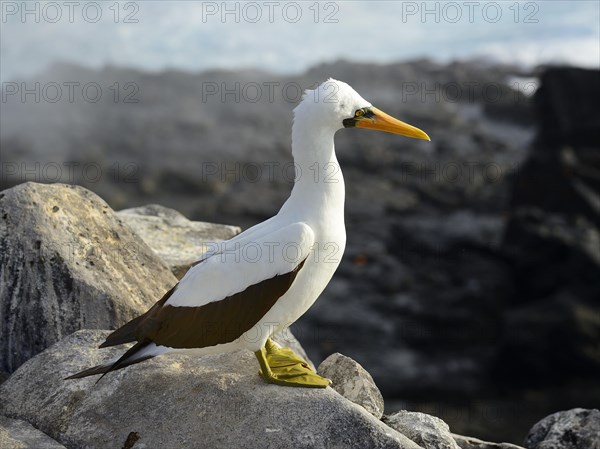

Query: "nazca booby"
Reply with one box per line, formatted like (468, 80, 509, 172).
(67, 79, 430, 387)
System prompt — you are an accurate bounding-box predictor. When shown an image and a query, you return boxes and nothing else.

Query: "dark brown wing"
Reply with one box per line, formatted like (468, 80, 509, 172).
(67, 259, 306, 380)
(100, 258, 305, 350)
(138, 258, 306, 348)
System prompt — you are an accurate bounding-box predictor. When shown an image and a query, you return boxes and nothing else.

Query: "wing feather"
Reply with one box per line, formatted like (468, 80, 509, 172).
(138, 258, 305, 348)
(98, 222, 314, 350)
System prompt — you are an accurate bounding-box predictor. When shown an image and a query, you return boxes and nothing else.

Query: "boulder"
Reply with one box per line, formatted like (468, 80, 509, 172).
(383, 411, 458, 449)
(0, 415, 67, 449)
(0, 330, 423, 449)
(317, 352, 385, 419)
(524, 408, 600, 449)
(452, 434, 524, 449)
(117, 204, 241, 279)
(0, 183, 178, 374)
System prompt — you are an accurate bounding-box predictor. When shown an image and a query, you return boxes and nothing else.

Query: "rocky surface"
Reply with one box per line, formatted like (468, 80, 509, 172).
(0, 416, 67, 449)
(317, 352, 385, 419)
(117, 204, 240, 278)
(384, 411, 459, 449)
(0, 183, 178, 374)
(452, 434, 524, 449)
(524, 408, 600, 449)
(0, 330, 422, 449)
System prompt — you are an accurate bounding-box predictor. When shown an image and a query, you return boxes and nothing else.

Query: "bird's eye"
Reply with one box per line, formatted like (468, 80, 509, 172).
(355, 109, 364, 117)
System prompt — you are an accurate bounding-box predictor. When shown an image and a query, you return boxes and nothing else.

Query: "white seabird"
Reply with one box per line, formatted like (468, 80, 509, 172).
(67, 79, 430, 387)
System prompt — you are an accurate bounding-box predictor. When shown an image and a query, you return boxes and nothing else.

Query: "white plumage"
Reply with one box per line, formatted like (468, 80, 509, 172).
(67, 79, 430, 385)
(159, 79, 369, 352)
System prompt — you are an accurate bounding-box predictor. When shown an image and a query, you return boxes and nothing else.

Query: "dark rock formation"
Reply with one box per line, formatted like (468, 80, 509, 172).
(498, 68, 600, 384)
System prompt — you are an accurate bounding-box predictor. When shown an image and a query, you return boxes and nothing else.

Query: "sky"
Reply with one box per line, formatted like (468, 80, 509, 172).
(1, 1, 599, 82)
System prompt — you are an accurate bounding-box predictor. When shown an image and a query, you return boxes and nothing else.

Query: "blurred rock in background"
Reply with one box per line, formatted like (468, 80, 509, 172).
(499, 68, 600, 385)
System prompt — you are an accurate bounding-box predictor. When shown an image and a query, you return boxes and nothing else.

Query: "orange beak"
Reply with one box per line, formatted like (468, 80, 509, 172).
(355, 107, 430, 141)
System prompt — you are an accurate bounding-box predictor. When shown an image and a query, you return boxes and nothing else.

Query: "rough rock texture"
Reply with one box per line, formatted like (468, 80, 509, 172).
(452, 434, 524, 449)
(317, 352, 385, 419)
(117, 204, 241, 278)
(0, 415, 67, 449)
(0, 183, 178, 374)
(524, 408, 600, 449)
(384, 411, 459, 449)
(0, 330, 423, 449)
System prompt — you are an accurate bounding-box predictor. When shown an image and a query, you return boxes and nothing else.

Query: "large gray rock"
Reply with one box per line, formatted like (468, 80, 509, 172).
(317, 353, 384, 419)
(0, 415, 67, 449)
(117, 204, 241, 278)
(384, 411, 459, 449)
(0, 183, 178, 374)
(0, 330, 423, 449)
(452, 433, 524, 449)
(524, 408, 600, 449)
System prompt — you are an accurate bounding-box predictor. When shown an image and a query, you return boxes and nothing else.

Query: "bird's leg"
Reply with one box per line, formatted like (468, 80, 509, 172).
(254, 338, 331, 388)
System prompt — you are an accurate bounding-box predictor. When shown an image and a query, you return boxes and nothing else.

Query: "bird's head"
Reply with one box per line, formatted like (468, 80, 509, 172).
(294, 78, 430, 141)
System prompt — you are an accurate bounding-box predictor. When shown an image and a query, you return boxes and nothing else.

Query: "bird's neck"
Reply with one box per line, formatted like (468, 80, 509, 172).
(280, 121, 345, 220)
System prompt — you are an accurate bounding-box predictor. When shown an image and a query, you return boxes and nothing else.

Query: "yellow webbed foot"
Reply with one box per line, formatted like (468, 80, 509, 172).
(254, 339, 331, 388)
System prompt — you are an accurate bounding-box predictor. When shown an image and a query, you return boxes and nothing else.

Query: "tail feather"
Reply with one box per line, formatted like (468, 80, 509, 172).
(64, 362, 115, 379)
(67, 283, 180, 380)
(65, 340, 157, 381)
